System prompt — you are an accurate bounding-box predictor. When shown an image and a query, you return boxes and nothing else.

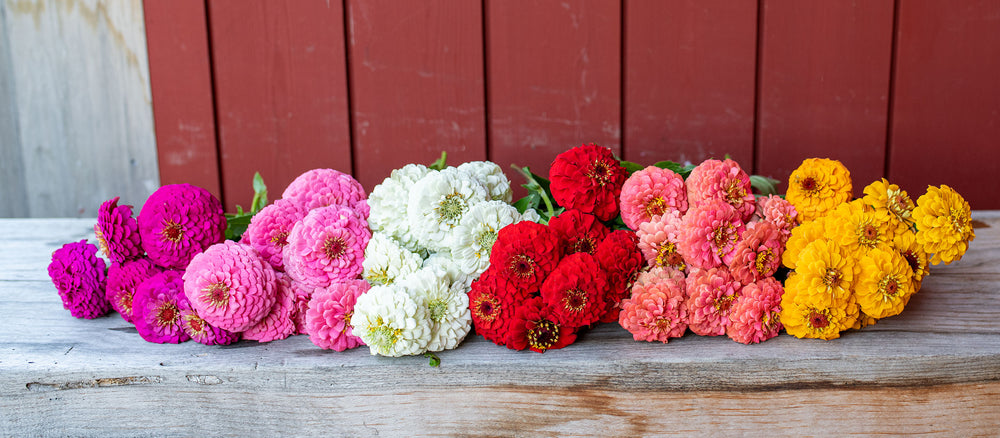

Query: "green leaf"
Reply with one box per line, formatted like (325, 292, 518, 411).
(603, 215, 630, 231)
(653, 161, 697, 179)
(429, 151, 448, 171)
(512, 193, 541, 214)
(511, 165, 559, 220)
(250, 172, 268, 213)
(424, 352, 441, 367)
(619, 160, 644, 174)
(750, 175, 781, 196)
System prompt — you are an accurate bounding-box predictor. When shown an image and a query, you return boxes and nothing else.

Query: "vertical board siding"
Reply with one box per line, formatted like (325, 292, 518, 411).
(755, 0, 894, 193)
(208, 0, 352, 211)
(623, 0, 757, 168)
(144, 0, 221, 200)
(889, 0, 1000, 209)
(346, 0, 487, 191)
(487, 0, 621, 185)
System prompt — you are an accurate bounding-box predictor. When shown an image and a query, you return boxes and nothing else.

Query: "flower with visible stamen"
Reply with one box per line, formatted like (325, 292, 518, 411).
(549, 144, 627, 221)
(619, 267, 688, 343)
(619, 166, 688, 230)
(678, 200, 746, 270)
(133, 270, 191, 344)
(106, 258, 162, 323)
(138, 184, 226, 270)
(547, 209, 609, 256)
(95, 196, 142, 264)
(242, 199, 309, 270)
(351, 284, 432, 357)
(284, 204, 371, 289)
(183, 240, 277, 333)
(306, 279, 370, 351)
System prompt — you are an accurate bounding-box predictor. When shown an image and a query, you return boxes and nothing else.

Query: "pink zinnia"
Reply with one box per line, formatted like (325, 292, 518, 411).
(619, 166, 688, 230)
(727, 277, 784, 344)
(684, 267, 741, 336)
(305, 279, 370, 351)
(281, 168, 368, 213)
(759, 195, 798, 242)
(679, 199, 746, 270)
(48, 240, 110, 319)
(547, 209, 609, 255)
(686, 159, 756, 221)
(133, 270, 191, 344)
(729, 221, 785, 284)
(181, 309, 239, 345)
(137, 184, 226, 269)
(243, 272, 297, 342)
(106, 258, 162, 323)
(242, 199, 309, 270)
(182, 240, 278, 333)
(95, 196, 142, 264)
(637, 210, 687, 272)
(618, 267, 688, 343)
(283, 205, 371, 290)
(288, 277, 314, 335)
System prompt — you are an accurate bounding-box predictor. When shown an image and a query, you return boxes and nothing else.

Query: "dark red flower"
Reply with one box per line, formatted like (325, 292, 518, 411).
(547, 209, 609, 256)
(505, 297, 577, 353)
(549, 144, 627, 221)
(489, 221, 562, 292)
(540, 253, 608, 328)
(595, 230, 645, 323)
(468, 269, 526, 346)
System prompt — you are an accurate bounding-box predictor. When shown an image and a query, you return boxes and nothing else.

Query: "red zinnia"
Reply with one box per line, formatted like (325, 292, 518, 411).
(540, 253, 608, 328)
(468, 269, 526, 346)
(547, 209, 609, 256)
(489, 221, 562, 292)
(506, 297, 577, 353)
(595, 230, 644, 323)
(549, 144, 627, 221)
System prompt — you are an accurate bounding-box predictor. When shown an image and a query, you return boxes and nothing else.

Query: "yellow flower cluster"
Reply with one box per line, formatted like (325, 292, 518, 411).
(781, 162, 975, 340)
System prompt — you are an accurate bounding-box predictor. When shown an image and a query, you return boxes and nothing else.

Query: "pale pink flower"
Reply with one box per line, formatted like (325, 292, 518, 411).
(283, 205, 371, 289)
(728, 221, 785, 284)
(637, 210, 687, 272)
(686, 159, 756, 221)
(678, 200, 746, 270)
(727, 277, 783, 344)
(305, 279, 370, 351)
(760, 195, 798, 242)
(618, 267, 688, 343)
(281, 168, 368, 213)
(685, 267, 741, 336)
(619, 166, 688, 230)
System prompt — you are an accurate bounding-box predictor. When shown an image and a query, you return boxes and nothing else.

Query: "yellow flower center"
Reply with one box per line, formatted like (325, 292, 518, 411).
(725, 180, 746, 205)
(324, 236, 348, 260)
(509, 254, 536, 279)
(712, 224, 738, 256)
(201, 282, 230, 308)
(886, 189, 914, 221)
(561, 289, 588, 313)
(160, 220, 184, 244)
(586, 160, 615, 187)
(527, 319, 560, 351)
(822, 268, 842, 288)
(655, 242, 685, 271)
(755, 249, 774, 275)
(644, 197, 667, 218)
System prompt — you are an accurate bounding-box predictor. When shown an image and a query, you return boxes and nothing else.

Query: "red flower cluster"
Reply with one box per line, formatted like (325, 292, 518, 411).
(549, 144, 627, 221)
(470, 211, 642, 353)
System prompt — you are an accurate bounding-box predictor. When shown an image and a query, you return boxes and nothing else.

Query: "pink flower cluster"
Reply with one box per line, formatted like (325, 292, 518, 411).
(618, 159, 796, 344)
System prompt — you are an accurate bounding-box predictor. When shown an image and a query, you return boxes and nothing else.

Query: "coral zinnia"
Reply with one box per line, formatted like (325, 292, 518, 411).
(106, 258, 161, 323)
(686, 159, 756, 221)
(182, 240, 278, 333)
(679, 199, 746, 270)
(685, 267, 741, 336)
(133, 270, 191, 344)
(540, 253, 608, 328)
(637, 210, 686, 272)
(726, 277, 783, 344)
(619, 267, 688, 343)
(506, 296, 577, 353)
(619, 166, 688, 230)
(786, 158, 852, 222)
(547, 209, 609, 256)
(48, 240, 110, 319)
(281, 168, 368, 213)
(283, 204, 371, 289)
(242, 199, 309, 270)
(549, 144, 627, 221)
(913, 184, 975, 265)
(729, 221, 785, 284)
(759, 195, 798, 242)
(137, 184, 226, 269)
(489, 221, 562, 292)
(595, 230, 644, 323)
(95, 196, 142, 264)
(306, 279, 370, 351)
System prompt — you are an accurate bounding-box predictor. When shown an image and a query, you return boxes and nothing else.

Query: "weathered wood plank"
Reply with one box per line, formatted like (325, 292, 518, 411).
(0, 7, 28, 218)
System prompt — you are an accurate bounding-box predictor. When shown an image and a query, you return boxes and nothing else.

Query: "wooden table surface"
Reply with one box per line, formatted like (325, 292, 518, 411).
(1, 214, 998, 436)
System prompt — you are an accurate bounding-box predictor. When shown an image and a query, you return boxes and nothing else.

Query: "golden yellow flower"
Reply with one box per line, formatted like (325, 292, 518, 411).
(851, 308, 878, 330)
(833, 200, 895, 256)
(782, 216, 829, 269)
(913, 185, 975, 265)
(786, 158, 853, 222)
(862, 179, 915, 233)
(781, 285, 858, 340)
(856, 247, 914, 319)
(795, 238, 857, 307)
(892, 229, 929, 290)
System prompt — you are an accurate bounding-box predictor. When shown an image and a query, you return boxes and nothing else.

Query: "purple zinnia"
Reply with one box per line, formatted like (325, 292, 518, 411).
(283, 205, 371, 290)
(242, 272, 297, 342)
(182, 241, 278, 333)
(48, 240, 110, 319)
(105, 258, 162, 323)
(180, 309, 240, 345)
(137, 184, 226, 270)
(242, 199, 308, 270)
(95, 196, 143, 264)
(282, 168, 368, 213)
(133, 270, 191, 344)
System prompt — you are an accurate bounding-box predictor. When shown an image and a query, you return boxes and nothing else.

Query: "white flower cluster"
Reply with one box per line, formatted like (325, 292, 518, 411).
(356, 161, 537, 356)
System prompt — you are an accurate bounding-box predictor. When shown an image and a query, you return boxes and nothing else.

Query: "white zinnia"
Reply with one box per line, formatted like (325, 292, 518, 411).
(458, 161, 513, 203)
(351, 284, 432, 357)
(362, 233, 422, 287)
(399, 267, 471, 352)
(448, 200, 521, 277)
(421, 253, 474, 294)
(407, 167, 488, 252)
(368, 164, 432, 252)
(519, 208, 542, 223)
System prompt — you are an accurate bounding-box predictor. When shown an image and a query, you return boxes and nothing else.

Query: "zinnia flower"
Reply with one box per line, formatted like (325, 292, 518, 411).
(893, 229, 929, 290)
(855, 247, 914, 319)
(398, 267, 471, 352)
(489, 221, 562, 292)
(863, 179, 915, 233)
(913, 184, 975, 265)
(458, 161, 513, 203)
(351, 284, 432, 356)
(793, 238, 857, 307)
(95, 196, 142, 264)
(48, 240, 110, 319)
(549, 144, 627, 221)
(785, 158, 852, 222)
(780, 275, 858, 340)
(242, 199, 309, 270)
(540, 253, 608, 328)
(619, 166, 688, 230)
(618, 267, 688, 343)
(637, 210, 686, 272)
(281, 168, 368, 213)
(782, 216, 829, 269)
(182, 240, 278, 332)
(283, 204, 371, 289)
(726, 277, 783, 344)
(728, 221, 784, 284)
(133, 270, 191, 344)
(679, 199, 746, 270)
(362, 233, 422, 287)
(447, 200, 522, 276)
(547, 209, 609, 256)
(506, 296, 577, 353)
(686, 159, 756, 221)
(595, 230, 644, 323)
(468, 269, 525, 346)
(243, 272, 297, 342)
(306, 279, 370, 351)
(137, 184, 226, 269)
(759, 195, 798, 242)
(685, 267, 741, 336)
(832, 200, 895, 256)
(368, 164, 432, 251)
(181, 309, 240, 345)
(106, 258, 161, 323)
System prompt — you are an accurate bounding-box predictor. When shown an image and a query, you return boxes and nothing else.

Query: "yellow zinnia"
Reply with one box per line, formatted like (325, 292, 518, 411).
(851, 308, 878, 330)
(862, 179, 915, 233)
(781, 275, 858, 340)
(913, 185, 975, 265)
(892, 229, 929, 290)
(786, 158, 853, 222)
(833, 200, 894, 256)
(782, 216, 829, 269)
(856, 247, 915, 319)
(795, 238, 858, 307)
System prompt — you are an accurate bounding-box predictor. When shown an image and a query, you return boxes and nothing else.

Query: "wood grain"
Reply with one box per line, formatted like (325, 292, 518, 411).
(1, 213, 998, 434)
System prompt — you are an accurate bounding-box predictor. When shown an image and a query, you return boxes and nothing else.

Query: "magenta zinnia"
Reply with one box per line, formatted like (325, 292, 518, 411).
(133, 270, 191, 344)
(137, 184, 226, 269)
(48, 240, 110, 319)
(106, 258, 162, 323)
(95, 196, 142, 264)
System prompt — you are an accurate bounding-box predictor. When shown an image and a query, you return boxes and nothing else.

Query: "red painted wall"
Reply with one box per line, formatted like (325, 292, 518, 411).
(145, 0, 1000, 210)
